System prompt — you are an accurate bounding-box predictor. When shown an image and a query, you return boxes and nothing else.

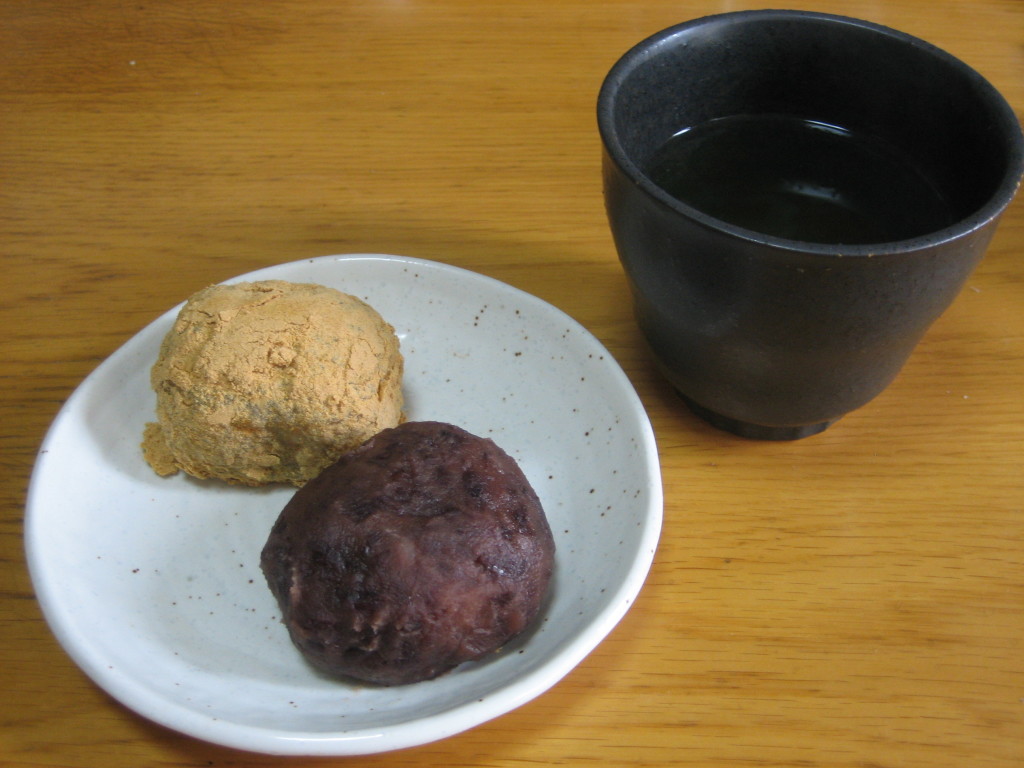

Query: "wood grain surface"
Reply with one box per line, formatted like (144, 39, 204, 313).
(2, 1, 1022, 766)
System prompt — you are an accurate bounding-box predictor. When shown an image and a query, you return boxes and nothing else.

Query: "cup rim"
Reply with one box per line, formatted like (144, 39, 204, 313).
(597, 9, 1024, 256)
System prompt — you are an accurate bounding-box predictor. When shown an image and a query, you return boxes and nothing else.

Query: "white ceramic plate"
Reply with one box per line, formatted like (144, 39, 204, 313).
(25, 254, 662, 755)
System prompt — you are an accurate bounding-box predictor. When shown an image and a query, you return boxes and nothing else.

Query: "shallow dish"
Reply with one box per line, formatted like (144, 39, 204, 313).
(25, 254, 663, 755)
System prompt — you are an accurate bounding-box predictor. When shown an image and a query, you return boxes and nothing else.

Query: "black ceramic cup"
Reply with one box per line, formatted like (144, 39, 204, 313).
(598, 10, 1023, 439)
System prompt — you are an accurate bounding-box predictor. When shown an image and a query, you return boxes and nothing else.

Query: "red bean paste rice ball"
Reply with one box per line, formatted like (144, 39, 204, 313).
(260, 421, 555, 686)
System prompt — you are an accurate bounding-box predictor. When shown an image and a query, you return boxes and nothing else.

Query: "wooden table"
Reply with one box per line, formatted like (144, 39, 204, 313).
(3, 1, 1022, 766)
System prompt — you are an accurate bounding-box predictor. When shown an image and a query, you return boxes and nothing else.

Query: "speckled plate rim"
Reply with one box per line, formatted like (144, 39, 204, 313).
(25, 254, 663, 755)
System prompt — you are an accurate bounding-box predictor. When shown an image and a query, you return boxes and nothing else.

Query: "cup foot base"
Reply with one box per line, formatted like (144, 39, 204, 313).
(679, 394, 834, 440)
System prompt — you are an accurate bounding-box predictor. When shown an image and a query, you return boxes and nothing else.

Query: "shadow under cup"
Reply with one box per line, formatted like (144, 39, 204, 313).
(598, 10, 1024, 439)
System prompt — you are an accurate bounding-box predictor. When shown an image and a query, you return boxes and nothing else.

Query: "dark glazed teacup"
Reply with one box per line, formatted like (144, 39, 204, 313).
(598, 11, 1023, 439)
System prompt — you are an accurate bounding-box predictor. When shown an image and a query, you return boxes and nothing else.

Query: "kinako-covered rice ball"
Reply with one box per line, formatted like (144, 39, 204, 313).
(142, 279, 403, 486)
